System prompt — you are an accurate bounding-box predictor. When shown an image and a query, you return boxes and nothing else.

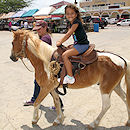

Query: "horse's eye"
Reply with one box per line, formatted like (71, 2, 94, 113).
(12, 42, 13, 45)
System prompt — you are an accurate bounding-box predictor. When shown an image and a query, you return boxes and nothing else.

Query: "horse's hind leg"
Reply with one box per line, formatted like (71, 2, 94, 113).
(125, 62, 130, 126)
(114, 82, 126, 104)
(89, 82, 127, 128)
(88, 92, 111, 129)
(50, 90, 64, 125)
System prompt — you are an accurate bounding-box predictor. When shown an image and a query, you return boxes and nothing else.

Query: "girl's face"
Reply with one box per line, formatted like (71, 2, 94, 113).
(65, 8, 77, 23)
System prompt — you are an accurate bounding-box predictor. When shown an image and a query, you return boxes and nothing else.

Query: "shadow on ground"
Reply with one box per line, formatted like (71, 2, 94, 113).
(21, 105, 130, 130)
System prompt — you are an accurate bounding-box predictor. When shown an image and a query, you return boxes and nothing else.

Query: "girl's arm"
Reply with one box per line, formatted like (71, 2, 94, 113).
(56, 24, 78, 46)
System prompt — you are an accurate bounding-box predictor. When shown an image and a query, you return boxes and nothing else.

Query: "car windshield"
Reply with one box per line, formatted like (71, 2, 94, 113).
(122, 20, 125, 22)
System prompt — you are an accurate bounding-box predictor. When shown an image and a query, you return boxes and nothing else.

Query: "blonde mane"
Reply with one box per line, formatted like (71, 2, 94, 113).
(20, 30, 56, 78)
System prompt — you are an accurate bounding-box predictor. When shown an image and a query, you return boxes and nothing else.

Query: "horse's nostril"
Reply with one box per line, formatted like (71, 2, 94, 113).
(10, 55, 18, 62)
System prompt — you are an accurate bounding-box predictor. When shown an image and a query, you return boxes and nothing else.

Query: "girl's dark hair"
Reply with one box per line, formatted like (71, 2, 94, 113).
(46, 27, 51, 34)
(65, 4, 83, 23)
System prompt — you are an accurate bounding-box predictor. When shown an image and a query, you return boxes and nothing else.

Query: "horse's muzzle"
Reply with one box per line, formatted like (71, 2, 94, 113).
(10, 55, 18, 62)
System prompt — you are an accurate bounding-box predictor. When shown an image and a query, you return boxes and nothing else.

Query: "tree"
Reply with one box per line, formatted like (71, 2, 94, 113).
(0, 0, 33, 13)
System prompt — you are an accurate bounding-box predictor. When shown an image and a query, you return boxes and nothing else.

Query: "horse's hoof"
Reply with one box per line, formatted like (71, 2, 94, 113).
(32, 121, 38, 125)
(53, 121, 59, 126)
(126, 122, 130, 126)
(87, 124, 95, 130)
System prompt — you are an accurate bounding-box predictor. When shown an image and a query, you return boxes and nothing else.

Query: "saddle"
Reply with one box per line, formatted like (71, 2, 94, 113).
(51, 44, 97, 95)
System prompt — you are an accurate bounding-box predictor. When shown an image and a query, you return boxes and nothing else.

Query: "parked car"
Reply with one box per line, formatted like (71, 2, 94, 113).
(11, 20, 35, 31)
(0, 20, 4, 30)
(0, 19, 9, 30)
(105, 18, 116, 24)
(82, 16, 91, 23)
(117, 19, 130, 26)
(90, 16, 108, 29)
(117, 18, 124, 23)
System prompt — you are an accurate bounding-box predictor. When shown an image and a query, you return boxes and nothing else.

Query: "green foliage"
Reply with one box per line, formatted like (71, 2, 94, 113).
(0, 0, 33, 13)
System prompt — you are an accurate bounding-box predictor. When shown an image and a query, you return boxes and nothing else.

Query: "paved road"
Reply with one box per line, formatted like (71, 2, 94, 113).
(0, 25, 130, 130)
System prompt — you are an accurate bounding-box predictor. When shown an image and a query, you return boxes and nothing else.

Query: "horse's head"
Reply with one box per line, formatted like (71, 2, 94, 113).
(10, 29, 29, 62)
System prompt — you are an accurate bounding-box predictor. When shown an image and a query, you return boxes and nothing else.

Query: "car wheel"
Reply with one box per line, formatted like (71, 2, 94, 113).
(117, 24, 120, 26)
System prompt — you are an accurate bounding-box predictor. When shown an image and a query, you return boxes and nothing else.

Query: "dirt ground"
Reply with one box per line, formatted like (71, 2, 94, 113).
(0, 25, 130, 130)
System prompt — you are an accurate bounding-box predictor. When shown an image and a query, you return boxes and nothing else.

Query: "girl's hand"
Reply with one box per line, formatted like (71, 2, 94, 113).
(56, 41, 62, 47)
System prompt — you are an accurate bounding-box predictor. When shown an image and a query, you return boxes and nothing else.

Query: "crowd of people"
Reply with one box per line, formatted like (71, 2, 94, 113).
(6, 18, 63, 32)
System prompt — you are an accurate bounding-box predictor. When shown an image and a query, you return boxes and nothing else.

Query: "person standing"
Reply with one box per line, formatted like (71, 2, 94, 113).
(20, 21, 24, 29)
(24, 21, 28, 29)
(24, 20, 64, 110)
(8, 21, 12, 31)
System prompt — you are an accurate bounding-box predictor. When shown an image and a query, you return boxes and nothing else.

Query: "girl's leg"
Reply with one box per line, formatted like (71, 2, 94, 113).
(62, 48, 79, 76)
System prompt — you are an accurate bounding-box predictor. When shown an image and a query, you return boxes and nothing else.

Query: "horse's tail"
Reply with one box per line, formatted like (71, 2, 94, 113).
(125, 60, 130, 125)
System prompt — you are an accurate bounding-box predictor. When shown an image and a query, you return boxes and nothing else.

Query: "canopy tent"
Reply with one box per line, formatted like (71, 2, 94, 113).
(21, 9, 39, 17)
(33, 7, 55, 16)
(11, 10, 26, 18)
(1, 12, 15, 19)
(50, 5, 86, 15)
(0, 13, 6, 19)
(34, 15, 51, 20)
(50, 1, 70, 9)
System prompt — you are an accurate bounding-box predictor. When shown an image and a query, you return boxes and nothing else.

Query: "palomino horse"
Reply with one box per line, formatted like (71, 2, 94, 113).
(10, 29, 130, 129)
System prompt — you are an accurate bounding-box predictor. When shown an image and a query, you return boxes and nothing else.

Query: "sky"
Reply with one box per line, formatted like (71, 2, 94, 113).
(28, 0, 81, 9)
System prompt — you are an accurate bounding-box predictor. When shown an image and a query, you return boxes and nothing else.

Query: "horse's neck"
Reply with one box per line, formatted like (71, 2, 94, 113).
(25, 47, 42, 70)
(25, 48, 48, 83)
(25, 33, 55, 77)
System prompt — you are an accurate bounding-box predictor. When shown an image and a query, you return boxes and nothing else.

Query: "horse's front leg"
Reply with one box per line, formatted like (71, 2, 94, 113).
(50, 90, 64, 125)
(32, 104, 40, 125)
(32, 86, 51, 125)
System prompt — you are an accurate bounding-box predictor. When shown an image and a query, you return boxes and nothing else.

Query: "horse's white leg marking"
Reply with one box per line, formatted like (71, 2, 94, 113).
(89, 94, 110, 128)
(32, 104, 40, 123)
(114, 83, 126, 104)
(125, 61, 130, 126)
(50, 90, 64, 125)
(126, 104, 130, 125)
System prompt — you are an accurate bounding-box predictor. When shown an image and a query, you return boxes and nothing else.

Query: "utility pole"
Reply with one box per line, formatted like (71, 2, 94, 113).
(74, 0, 78, 5)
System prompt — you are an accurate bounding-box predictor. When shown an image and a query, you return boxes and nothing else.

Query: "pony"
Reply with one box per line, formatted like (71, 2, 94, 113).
(10, 29, 130, 129)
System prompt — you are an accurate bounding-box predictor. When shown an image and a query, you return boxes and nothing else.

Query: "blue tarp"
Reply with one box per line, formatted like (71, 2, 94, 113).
(11, 11, 26, 18)
(21, 9, 39, 17)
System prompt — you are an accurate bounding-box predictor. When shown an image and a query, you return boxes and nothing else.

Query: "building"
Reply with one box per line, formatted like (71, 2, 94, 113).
(79, 0, 130, 18)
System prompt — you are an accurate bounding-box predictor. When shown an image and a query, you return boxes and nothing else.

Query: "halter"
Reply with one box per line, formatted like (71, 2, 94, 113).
(14, 34, 34, 72)
(15, 35, 27, 58)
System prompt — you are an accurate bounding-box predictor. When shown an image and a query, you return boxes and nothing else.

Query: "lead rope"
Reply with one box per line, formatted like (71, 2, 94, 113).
(21, 59, 34, 72)
(20, 35, 34, 72)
